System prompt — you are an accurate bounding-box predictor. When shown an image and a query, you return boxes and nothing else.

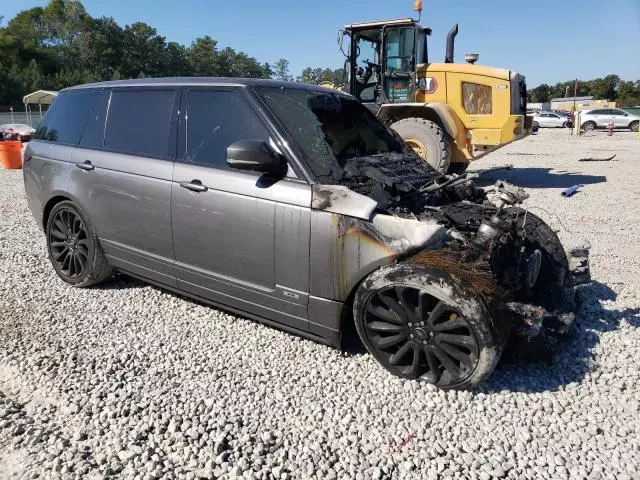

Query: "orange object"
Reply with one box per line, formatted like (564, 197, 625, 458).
(414, 0, 423, 12)
(0, 141, 23, 169)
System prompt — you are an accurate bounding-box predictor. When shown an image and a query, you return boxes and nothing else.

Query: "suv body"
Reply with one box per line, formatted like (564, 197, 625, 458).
(580, 108, 640, 132)
(528, 111, 571, 128)
(24, 78, 586, 389)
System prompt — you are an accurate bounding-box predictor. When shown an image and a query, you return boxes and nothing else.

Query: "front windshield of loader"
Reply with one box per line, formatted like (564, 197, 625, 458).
(254, 86, 404, 181)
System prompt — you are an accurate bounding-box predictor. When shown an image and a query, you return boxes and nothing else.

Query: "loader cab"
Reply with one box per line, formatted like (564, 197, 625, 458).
(341, 19, 429, 109)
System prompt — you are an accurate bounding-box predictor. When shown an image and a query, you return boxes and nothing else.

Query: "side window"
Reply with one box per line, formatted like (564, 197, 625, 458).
(34, 91, 99, 144)
(185, 89, 270, 169)
(79, 91, 109, 148)
(104, 89, 176, 158)
(462, 82, 492, 115)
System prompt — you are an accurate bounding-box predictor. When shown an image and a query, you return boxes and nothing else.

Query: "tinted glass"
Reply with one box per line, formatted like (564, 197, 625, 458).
(79, 91, 109, 148)
(255, 86, 405, 181)
(34, 91, 99, 144)
(611, 109, 625, 116)
(104, 89, 176, 158)
(185, 90, 270, 169)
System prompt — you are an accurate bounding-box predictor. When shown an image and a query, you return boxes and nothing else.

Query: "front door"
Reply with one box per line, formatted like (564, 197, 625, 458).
(171, 87, 312, 332)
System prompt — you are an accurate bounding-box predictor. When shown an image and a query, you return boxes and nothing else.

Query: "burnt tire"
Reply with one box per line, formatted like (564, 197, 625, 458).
(630, 121, 639, 132)
(505, 208, 574, 314)
(46, 201, 113, 287)
(390, 118, 451, 173)
(582, 121, 596, 132)
(353, 264, 503, 390)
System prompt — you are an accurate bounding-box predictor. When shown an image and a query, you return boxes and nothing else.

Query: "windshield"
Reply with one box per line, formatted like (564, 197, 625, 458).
(255, 86, 404, 178)
(254, 86, 440, 209)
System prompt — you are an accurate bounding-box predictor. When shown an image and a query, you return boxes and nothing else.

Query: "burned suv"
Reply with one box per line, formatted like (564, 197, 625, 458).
(23, 79, 589, 389)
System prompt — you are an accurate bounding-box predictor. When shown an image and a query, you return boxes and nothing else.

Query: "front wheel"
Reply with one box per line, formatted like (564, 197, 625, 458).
(46, 201, 113, 287)
(390, 118, 451, 173)
(582, 121, 596, 132)
(630, 121, 639, 132)
(353, 264, 503, 390)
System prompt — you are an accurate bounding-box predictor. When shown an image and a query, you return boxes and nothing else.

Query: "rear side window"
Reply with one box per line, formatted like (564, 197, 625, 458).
(79, 91, 109, 148)
(184, 90, 270, 169)
(104, 89, 177, 158)
(462, 82, 492, 115)
(34, 91, 99, 144)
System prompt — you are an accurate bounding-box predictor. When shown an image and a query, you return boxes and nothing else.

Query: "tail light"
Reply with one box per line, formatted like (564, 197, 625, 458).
(23, 154, 31, 163)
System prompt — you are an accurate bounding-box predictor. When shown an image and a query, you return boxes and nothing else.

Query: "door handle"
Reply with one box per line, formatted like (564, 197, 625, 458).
(179, 180, 208, 192)
(75, 161, 95, 171)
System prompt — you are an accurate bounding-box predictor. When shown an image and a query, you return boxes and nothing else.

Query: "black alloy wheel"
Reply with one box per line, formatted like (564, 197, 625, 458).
(362, 285, 480, 386)
(46, 201, 113, 287)
(354, 264, 503, 390)
(48, 207, 89, 280)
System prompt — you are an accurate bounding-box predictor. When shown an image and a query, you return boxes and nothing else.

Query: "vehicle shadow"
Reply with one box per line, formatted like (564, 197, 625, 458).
(474, 167, 607, 189)
(481, 281, 639, 393)
(94, 272, 148, 290)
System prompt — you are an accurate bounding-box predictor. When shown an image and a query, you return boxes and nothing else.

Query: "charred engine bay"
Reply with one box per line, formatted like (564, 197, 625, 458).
(323, 151, 477, 213)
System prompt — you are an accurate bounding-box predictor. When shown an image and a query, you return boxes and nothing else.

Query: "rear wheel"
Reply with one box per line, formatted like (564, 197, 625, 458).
(630, 121, 639, 132)
(46, 201, 113, 287)
(354, 264, 503, 389)
(390, 117, 452, 173)
(582, 121, 596, 132)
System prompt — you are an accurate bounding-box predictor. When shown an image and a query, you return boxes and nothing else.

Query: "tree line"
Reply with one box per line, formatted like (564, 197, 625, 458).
(2, 1, 638, 109)
(0, 0, 345, 108)
(527, 75, 640, 107)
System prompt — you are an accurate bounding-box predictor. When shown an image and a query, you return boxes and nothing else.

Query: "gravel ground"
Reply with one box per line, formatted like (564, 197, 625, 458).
(1, 129, 639, 480)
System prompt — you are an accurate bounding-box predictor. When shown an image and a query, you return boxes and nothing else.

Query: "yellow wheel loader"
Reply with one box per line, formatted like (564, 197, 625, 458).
(334, 2, 532, 172)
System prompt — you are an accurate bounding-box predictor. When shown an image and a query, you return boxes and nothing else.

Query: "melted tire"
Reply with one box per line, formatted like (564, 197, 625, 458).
(353, 264, 504, 390)
(390, 118, 451, 174)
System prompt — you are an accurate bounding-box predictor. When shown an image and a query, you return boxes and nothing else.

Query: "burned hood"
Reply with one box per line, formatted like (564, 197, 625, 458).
(318, 152, 442, 211)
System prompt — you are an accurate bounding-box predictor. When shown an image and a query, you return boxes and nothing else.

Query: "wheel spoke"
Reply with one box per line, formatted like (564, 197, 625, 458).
(373, 332, 406, 350)
(389, 341, 412, 365)
(405, 344, 421, 379)
(438, 333, 476, 349)
(53, 246, 69, 261)
(367, 321, 404, 333)
(50, 241, 66, 248)
(436, 340, 475, 370)
(61, 251, 72, 272)
(378, 291, 407, 322)
(431, 345, 460, 379)
(73, 253, 83, 276)
(426, 300, 448, 326)
(366, 304, 403, 324)
(432, 315, 468, 332)
(424, 349, 441, 382)
(50, 228, 67, 240)
(54, 218, 68, 236)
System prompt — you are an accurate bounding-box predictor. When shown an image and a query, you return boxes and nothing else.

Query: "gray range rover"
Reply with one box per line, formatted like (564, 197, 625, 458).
(23, 78, 589, 389)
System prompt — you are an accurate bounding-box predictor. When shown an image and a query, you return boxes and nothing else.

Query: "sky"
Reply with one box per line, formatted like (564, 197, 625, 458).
(3, 0, 640, 87)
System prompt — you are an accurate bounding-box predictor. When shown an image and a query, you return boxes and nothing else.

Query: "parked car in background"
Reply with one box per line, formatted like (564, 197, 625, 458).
(0, 123, 36, 142)
(580, 109, 640, 132)
(528, 111, 572, 128)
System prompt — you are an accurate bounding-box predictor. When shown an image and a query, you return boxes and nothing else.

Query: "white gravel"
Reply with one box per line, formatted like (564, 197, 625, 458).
(1, 129, 639, 480)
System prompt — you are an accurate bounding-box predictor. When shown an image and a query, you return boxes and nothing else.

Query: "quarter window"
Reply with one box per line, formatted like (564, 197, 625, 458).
(104, 89, 176, 158)
(34, 91, 99, 144)
(462, 82, 492, 115)
(185, 90, 270, 169)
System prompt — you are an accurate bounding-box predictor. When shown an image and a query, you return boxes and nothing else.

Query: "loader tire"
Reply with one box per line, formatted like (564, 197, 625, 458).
(390, 118, 451, 173)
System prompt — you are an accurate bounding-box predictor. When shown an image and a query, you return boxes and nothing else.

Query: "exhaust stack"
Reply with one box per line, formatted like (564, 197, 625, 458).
(445, 24, 459, 63)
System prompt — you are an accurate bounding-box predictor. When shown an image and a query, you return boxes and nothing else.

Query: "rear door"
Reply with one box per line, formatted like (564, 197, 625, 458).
(171, 87, 311, 331)
(611, 109, 629, 128)
(590, 109, 610, 127)
(68, 87, 179, 286)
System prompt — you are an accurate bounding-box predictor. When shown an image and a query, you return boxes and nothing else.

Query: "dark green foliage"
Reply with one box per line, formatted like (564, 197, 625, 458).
(0, 0, 272, 106)
(527, 75, 640, 107)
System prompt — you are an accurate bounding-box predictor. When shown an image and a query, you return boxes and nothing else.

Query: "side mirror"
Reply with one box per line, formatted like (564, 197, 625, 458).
(226, 139, 286, 176)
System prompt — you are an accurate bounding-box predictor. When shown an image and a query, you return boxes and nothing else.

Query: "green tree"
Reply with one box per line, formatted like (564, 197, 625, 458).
(272, 58, 292, 81)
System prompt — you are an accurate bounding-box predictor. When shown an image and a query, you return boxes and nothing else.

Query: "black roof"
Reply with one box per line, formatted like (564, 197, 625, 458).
(64, 77, 346, 94)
